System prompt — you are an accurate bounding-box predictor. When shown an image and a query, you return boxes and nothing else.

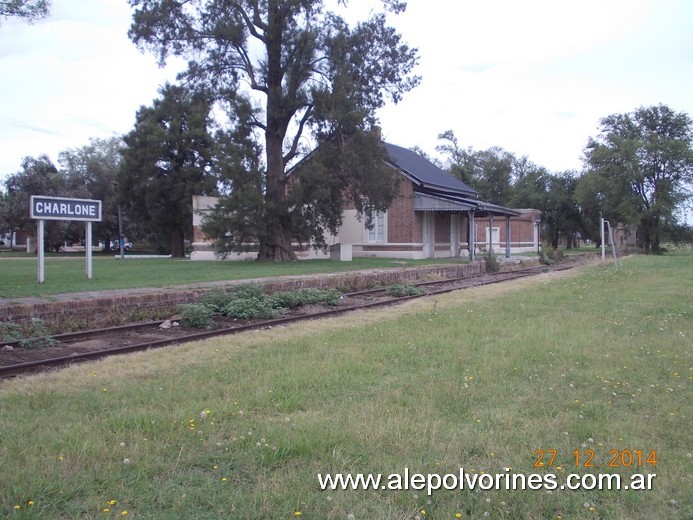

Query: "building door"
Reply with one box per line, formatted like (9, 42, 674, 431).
(486, 227, 499, 251)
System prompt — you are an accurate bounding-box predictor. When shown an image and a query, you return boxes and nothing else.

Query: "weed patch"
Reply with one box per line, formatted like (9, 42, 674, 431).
(0, 318, 58, 348)
(179, 303, 215, 329)
(385, 284, 426, 297)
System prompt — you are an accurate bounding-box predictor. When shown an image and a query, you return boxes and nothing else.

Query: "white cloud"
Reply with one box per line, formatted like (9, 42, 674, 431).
(1, 0, 691, 180)
(376, 0, 693, 171)
(0, 0, 184, 175)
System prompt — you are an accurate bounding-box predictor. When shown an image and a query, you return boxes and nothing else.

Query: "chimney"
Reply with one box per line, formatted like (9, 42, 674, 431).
(371, 125, 382, 141)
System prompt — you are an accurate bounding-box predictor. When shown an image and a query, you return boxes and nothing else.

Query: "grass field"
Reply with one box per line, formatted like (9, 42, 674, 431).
(0, 256, 467, 299)
(0, 253, 690, 519)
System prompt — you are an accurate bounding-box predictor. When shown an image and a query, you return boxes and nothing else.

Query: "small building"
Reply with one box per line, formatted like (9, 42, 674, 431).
(192, 141, 540, 261)
(613, 221, 638, 249)
(0, 230, 29, 250)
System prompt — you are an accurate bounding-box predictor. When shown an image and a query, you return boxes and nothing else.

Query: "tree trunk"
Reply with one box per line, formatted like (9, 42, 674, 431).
(256, 5, 296, 262)
(259, 109, 296, 259)
(170, 227, 185, 258)
(258, 130, 296, 261)
(551, 230, 559, 249)
(257, 217, 296, 261)
(652, 211, 661, 253)
(638, 219, 651, 253)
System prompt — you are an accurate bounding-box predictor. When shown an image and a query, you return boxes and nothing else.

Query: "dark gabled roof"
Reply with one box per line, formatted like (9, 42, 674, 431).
(383, 142, 478, 198)
(288, 138, 519, 217)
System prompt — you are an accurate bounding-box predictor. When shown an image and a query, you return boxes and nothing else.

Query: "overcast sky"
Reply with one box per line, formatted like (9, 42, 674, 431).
(1, 0, 692, 187)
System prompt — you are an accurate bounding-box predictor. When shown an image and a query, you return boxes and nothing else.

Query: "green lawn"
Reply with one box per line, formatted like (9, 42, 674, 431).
(0, 256, 466, 299)
(0, 253, 690, 519)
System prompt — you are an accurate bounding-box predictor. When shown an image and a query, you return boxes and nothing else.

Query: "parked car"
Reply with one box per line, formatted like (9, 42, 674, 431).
(114, 238, 133, 251)
(100, 238, 133, 251)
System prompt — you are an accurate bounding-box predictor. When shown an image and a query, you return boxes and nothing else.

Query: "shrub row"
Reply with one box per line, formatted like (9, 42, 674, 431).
(0, 318, 58, 349)
(385, 284, 426, 297)
(180, 285, 342, 328)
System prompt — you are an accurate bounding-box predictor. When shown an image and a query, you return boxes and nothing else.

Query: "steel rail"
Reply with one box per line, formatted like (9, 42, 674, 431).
(0, 263, 576, 379)
(2, 264, 552, 349)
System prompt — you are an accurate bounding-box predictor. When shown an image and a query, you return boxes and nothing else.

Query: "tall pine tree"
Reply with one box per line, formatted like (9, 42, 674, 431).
(119, 84, 217, 257)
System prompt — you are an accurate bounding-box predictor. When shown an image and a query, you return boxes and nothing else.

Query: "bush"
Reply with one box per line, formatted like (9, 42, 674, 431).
(294, 288, 341, 306)
(231, 284, 267, 300)
(223, 297, 280, 320)
(385, 284, 426, 297)
(270, 288, 342, 308)
(0, 318, 58, 349)
(0, 321, 23, 342)
(545, 247, 565, 262)
(483, 250, 501, 273)
(179, 303, 215, 329)
(191, 286, 342, 323)
(197, 288, 235, 313)
(269, 291, 304, 309)
(540, 246, 564, 265)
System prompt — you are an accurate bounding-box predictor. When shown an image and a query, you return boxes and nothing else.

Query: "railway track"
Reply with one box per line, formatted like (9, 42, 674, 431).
(0, 263, 577, 379)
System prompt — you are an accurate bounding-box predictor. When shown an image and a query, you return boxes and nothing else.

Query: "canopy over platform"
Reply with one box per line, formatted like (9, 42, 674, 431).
(413, 188, 520, 218)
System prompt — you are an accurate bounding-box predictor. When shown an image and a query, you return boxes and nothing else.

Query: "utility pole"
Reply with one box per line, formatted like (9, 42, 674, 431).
(118, 204, 124, 259)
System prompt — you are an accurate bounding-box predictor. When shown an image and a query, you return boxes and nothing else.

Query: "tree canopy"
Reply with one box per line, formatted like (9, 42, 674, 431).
(119, 83, 217, 257)
(59, 137, 126, 251)
(128, 0, 419, 260)
(0, 0, 50, 23)
(581, 104, 693, 252)
(436, 130, 520, 206)
(0, 155, 77, 251)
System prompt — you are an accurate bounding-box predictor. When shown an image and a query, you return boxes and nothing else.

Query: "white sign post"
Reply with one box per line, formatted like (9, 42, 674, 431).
(30, 195, 102, 284)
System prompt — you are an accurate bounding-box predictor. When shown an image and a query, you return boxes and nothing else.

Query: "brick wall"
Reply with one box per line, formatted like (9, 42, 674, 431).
(0, 263, 489, 333)
(388, 180, 416, 243)
(434, 213, 452, 243)
(475, 209, 540, 246)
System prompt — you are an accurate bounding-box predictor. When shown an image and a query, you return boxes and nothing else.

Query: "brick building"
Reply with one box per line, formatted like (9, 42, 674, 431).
(191, 141, 540, 261)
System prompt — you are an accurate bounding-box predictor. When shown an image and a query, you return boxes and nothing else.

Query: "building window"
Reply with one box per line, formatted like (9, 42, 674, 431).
(368, 211, 386, 243)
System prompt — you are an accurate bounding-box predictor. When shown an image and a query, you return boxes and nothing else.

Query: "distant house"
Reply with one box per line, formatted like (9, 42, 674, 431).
(0, 230, 28, 250)
(191, 140, 540, 261)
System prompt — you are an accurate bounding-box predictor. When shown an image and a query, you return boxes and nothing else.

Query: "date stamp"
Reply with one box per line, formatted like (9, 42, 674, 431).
(533, 449, 658, 469)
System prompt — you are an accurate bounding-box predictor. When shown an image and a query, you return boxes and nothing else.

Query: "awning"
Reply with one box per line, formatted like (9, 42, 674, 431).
(413, 189, 520, 217)
(413, 192, 476, 212)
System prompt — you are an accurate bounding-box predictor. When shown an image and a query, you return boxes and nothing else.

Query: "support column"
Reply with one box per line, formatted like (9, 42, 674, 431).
(488, 214, 494, 254)
(505, 216, 511, 258)
(450, 213, 460, 257)
(468, 210, 476, 261)
(423, 212, 434, 259)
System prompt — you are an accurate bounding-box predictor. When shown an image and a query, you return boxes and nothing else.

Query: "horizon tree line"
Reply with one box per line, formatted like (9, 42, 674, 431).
(1, 100, 691, 256)
(2, 1, 691, 257)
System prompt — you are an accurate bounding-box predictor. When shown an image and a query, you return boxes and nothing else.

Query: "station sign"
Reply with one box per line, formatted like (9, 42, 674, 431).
(29, 195, 103, 283)
(30, 195, 102, 222)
